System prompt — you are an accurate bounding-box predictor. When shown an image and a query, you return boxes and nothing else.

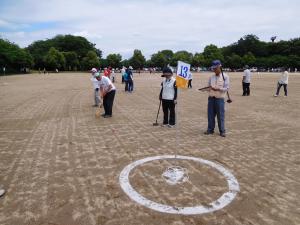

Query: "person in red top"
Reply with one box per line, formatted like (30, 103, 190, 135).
(104, 67, 112, 79)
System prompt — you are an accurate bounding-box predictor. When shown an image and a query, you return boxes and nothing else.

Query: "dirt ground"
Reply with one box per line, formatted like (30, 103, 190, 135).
(0, 71, 299, 225)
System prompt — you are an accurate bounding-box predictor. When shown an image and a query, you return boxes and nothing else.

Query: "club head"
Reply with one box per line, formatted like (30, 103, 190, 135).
(227, 99, 232, 103)
(153, 122, 159, 126)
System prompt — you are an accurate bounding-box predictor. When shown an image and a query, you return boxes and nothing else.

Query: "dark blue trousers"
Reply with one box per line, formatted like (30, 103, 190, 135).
(207, 97, 225, 134)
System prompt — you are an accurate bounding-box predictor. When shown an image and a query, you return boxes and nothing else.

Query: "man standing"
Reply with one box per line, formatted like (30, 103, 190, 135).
(159, 67, 177, 128)
(242, 65, 251, 96)
(204, 60, 229, 137)
(95, 73, 116, 118)
(90, 68, 101, 107)
(274, 68, 289, 97)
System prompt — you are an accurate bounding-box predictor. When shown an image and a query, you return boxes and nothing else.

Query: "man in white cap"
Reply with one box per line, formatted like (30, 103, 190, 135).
(90, 68, 102, 107)
(95, 73, 116, 118)
(204, 60, 229, 137)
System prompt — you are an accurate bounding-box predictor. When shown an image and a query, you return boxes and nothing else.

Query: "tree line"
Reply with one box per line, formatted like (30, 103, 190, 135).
(0, 34, 299, 74)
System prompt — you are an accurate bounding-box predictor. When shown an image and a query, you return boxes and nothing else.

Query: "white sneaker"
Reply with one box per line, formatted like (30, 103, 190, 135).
(0, 189, 5, 197)
(161, 124, 168, 127)
(168, 124, 176, 128)
(274, 94, 278, 97)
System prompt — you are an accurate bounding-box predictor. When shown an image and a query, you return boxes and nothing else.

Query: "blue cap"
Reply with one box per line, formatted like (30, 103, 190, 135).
(211, 60, 222, 69)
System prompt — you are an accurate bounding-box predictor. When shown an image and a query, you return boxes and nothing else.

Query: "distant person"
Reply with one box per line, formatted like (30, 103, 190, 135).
(242, 65, 251, 96)
(121, 66, 126, 83)
(127, 67, 134, 92)
(204, 60, 229, 137)
(43, 68, 46, 74)
(159, 67, 177, 128)
(111, 68, 115, 83)
(95, 73, 116, 118)
(104, 67, 111, 79)
(274, 68, 289, 97)
(0, 188, 5, 197)
(90, 68, 102, 107)
(188, 72, 193, 88)
(55, 68, 59, 73)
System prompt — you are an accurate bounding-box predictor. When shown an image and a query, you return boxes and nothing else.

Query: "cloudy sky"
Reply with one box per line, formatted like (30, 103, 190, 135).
(0, 0, 299, 59)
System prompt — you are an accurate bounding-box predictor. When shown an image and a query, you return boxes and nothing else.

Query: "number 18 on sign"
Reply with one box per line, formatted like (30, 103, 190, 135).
(176, 61, 191, 88)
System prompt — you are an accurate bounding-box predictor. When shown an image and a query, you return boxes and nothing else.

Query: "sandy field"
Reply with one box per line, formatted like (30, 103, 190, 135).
(0, 71, 299, 225)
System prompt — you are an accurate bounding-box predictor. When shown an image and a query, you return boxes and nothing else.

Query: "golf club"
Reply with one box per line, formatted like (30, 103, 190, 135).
(153, 100, 162, 126)
(198, 86, 210, 91)
(221, 68, 232, 103)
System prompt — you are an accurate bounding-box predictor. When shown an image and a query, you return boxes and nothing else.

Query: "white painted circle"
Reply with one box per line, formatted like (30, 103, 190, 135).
(119, 155, 240, 215)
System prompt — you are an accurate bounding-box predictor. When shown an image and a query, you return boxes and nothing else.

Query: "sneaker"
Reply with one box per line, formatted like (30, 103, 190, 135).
(0, 189, 5, 197)
(204, 131, 214, 135)
(168, 124, 175, 128)
(274, 94, 278, 97)
(161, 124, 168, 127)
(220, 133, 226, 137)
(284, 95, 287, 97)
(103, 115, 112, 118)
(93, 104, 99, 107)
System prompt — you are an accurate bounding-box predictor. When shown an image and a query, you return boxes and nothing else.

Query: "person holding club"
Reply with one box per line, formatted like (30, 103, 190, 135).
(95, 72, 116, 118)
(159, 67, 177, 128)
(204, 60, 229, 137)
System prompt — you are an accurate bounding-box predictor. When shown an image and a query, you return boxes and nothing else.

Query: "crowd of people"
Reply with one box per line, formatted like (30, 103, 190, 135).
(89, 60, 290, 136)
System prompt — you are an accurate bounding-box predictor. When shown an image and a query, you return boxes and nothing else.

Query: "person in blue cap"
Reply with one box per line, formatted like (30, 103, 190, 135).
(204, 60, 229, 137)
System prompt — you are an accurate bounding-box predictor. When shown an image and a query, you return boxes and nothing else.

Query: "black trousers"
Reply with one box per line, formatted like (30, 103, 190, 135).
(162, 99, 176, 125)
(242, 82, 250, 96)
(103, 90, 116, 116)
(188, 79, 192, 88)
(276, 83, 287, 96)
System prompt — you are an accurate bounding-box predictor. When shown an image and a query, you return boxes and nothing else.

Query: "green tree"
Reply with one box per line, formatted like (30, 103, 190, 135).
(106, 53, 122, 68)
(121, 59, 130, 68)
(44, 47, 65, 70)
(0, 38, 33, 74)
(226, 54, 243, 69)
(203, 45, 224, 67)
(171, 51, 193, 66)
(26, 34, 101, 69)
(242, 52, 256, 66)
(192, 53, 205, 67)
(129, 49, 146, 69)
(81, 51, 100, 70)
(160, 50, 174, 65)
(63, 51, 79, 70)
(150, 52, 168, 68)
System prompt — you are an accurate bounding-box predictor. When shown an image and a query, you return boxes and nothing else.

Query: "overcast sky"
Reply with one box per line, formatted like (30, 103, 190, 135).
(0, 0, 299, 59)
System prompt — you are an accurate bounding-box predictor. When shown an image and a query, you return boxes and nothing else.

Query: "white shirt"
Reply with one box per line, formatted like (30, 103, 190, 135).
(243, 69, 251, 83)
(188, 72, 193, 80)
(91, 75, 99, 89)
(208, 73, 229, 98)
(98, 76, 116, 93)
(162, 77, 176, 100)
(278, 71, 289, 84)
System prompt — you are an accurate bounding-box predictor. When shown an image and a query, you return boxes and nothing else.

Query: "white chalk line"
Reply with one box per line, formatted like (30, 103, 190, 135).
(119, 155, 240, 215)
